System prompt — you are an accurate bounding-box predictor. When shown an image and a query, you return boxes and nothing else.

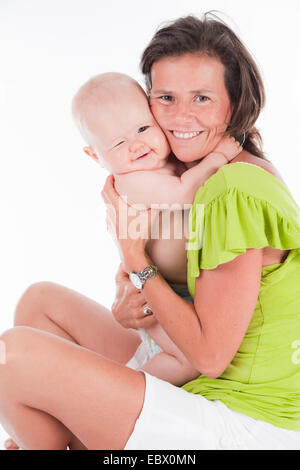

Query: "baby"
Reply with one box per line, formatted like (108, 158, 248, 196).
(72, 72, 242, 386)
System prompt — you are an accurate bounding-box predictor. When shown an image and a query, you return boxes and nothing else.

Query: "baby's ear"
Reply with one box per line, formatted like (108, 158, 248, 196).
(83, 146, 104, 167)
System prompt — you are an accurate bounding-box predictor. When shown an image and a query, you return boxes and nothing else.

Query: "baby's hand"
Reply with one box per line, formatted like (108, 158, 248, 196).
(212, 136, 243, 162)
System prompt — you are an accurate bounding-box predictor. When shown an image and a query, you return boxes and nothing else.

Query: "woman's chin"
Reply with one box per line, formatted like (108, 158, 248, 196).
(171, 149, 206, 163)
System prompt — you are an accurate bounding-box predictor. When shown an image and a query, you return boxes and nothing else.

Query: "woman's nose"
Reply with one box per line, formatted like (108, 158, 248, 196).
(129, 140, 145, 154)
(173, 102, 193, 123)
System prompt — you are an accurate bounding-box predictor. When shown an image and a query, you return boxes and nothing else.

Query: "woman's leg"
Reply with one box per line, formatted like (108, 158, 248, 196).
(13, 281, 142, 364)
(6, 281, 143, 449)
(0, 326, 146, 450)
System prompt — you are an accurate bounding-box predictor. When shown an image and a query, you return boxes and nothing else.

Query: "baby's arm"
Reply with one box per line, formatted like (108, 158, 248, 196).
(177, 135, 242, 204)
(115, 136, 242, 208)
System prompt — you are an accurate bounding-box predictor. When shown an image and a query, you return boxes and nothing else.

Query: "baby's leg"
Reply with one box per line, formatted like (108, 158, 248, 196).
(141, 351, 200, 386)
(10, 281, 142, 450)
(138, 322, 200, 386)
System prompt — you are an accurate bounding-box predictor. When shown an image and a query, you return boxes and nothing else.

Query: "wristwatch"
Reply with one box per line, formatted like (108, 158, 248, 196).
(129, 265, 158, 290)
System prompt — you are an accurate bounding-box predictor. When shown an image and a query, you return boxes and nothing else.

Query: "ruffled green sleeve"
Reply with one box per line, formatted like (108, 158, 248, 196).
(187, 163, 300, 297)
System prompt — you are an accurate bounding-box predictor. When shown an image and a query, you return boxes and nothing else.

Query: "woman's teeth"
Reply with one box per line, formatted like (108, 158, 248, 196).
(172, 131, 201, 139)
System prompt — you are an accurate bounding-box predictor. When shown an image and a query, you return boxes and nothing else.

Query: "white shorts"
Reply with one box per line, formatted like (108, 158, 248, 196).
(124, 372, 300, 450)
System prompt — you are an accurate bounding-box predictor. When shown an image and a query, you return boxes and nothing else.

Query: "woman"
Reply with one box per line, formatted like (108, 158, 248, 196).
(2, 15, 300, 450)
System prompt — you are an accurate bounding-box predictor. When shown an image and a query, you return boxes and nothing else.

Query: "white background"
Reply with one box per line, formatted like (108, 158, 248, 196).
(0, 0, 300, 448)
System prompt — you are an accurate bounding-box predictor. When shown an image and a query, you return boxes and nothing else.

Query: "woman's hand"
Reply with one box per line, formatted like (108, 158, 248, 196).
(111, 263, 157, 329)
(101, 174, 159, 273)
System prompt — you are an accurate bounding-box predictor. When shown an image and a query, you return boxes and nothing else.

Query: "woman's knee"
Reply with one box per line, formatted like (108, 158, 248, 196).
(0, 326, 48, 402)
(14, 282, 56, 326)
(0, 325, 56, 369)
(0, 326, 34, 367)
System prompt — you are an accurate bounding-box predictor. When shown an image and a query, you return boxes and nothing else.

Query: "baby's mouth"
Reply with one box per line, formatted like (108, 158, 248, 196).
(171, 130, 202, 140)
(136, 151, 152, 160)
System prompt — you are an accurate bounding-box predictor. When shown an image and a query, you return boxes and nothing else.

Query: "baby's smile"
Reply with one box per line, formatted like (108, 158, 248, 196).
(135, 150, 153, 160)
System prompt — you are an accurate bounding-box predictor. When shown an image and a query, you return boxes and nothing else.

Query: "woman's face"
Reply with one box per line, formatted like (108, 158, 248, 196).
(149, 53, 232, 162)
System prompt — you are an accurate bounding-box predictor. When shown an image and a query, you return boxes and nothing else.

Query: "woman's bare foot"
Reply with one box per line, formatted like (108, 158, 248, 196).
(4, 433, 87, 450)
(4, 438, 20, 450)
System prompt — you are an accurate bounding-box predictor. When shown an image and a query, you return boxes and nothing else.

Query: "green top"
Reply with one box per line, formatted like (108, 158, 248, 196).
(182, 162, 300, 431)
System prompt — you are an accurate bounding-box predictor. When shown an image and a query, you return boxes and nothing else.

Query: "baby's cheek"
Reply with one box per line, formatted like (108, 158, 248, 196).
(154, 132, 170, 157)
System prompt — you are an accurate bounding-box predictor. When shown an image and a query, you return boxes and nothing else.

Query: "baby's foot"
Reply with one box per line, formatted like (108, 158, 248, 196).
(4, 438, 20, 450)
(213, 136, 243, 162)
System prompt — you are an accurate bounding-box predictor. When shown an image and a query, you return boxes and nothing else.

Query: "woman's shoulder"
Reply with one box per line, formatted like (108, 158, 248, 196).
(228, 151, 288, 188)
(213, 152, 292, 200)
(193, 151, 299, 217)
(194, 151, 283, 197)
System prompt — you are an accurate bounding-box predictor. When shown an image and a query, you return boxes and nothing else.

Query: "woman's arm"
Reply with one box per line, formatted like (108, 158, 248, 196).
(101, 175, 262, 379)
(123, 247, 263, 379)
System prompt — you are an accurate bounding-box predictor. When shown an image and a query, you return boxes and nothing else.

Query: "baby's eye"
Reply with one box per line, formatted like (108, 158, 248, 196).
(114, 141, 124, 148)
(138, 126, 149, 133)
(195, 95, 209, 103)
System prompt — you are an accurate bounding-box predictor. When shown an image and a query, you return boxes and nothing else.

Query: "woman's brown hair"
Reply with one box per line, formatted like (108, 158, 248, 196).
(140, 13, 268, 160)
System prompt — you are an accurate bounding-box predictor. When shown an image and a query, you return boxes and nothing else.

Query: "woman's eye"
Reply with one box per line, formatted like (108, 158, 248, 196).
(195, 95, 209, 102)
(159, 95, 173, 102)
(138, 126, 149, 133)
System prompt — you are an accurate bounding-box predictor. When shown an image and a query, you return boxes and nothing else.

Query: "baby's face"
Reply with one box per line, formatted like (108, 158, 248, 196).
(84, 84, 170, 175)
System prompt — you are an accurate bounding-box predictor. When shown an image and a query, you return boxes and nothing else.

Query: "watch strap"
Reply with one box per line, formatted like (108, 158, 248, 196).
(139, 265, 158, 283)
(130, 265, 158, 290)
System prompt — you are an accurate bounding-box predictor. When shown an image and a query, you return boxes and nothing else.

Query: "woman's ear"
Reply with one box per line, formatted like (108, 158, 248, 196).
(83, 146, 104, 167)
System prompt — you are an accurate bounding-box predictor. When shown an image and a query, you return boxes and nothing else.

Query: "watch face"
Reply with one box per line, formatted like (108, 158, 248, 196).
(129, 272, 143, 290)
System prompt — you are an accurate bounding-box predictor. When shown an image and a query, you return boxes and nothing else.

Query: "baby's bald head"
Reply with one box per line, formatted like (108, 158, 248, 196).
(72, 72, 148, 144)
(71, 72, 170, 175)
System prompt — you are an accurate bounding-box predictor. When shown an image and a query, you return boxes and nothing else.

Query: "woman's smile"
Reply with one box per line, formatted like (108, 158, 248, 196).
(170, 130, 203, 140)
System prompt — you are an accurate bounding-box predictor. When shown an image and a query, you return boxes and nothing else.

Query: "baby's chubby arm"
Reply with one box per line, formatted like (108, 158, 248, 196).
(180, 136, 242, 201)
(114, 136, 242, 209)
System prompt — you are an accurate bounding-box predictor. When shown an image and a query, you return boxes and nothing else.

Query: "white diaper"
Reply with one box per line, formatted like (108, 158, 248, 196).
(126, 329, 162, 370)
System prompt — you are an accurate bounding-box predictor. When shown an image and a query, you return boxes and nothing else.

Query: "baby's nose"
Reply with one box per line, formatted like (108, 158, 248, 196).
(129, 140, 145, 154)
